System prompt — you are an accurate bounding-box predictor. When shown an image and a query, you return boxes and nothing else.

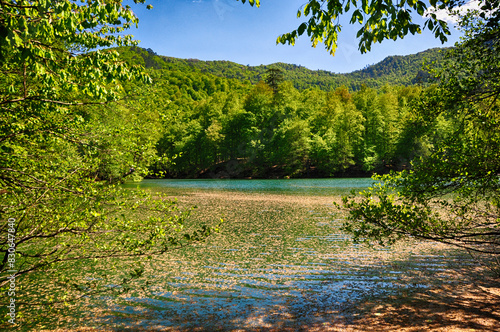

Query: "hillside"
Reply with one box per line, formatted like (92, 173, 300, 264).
(344, 49, 446, 86)
(116, 46, 449, 91)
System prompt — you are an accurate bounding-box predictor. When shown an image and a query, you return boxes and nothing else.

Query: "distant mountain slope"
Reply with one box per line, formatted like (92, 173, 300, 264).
(344, 48, 447, 86)
(115, 46, 449, 91)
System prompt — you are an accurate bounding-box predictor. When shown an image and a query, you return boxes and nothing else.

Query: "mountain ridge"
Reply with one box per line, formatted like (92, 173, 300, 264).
(116, 46, 449, 91)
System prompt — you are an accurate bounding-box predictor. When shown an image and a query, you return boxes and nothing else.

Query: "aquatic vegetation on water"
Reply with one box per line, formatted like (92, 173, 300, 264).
(88, 190, 477, 331)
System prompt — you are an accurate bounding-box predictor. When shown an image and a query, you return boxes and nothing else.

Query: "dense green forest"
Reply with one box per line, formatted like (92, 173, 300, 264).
(118, 46, 445, 91)
(112, 46, 450, 179)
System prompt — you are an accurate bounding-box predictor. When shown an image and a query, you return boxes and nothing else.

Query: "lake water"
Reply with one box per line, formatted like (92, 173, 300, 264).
(123, 177, 377, 196)
(105, 178, 472, 330)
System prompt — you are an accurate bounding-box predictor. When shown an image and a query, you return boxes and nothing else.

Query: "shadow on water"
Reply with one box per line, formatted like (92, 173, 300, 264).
(92, 181, 500, 331)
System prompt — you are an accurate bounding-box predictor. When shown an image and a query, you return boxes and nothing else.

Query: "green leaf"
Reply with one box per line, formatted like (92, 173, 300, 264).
(297, 23, 307, 36)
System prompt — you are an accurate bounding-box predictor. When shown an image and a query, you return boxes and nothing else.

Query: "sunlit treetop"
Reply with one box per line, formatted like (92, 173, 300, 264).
(276, 0, 500, 55)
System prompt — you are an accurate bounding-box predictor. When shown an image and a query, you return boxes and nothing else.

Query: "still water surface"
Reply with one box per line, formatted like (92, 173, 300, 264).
(108, 178, 471, 330)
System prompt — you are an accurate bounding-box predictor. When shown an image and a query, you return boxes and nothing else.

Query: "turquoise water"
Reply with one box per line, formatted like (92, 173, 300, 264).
(123, 177, 377, 195)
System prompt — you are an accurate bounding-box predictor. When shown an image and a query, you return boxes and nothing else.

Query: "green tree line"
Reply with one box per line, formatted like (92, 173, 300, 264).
(114, 53, 452, 179)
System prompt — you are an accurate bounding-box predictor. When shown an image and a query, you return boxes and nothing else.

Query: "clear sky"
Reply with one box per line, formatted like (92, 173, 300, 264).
(128, 0, 463, 73)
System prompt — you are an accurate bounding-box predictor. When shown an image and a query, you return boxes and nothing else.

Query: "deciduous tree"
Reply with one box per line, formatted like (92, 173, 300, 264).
(0, 1, 221, 326)
(341, 8, 500, 274)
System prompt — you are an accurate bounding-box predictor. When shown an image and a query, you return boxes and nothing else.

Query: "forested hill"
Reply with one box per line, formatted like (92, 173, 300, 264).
(116, 46, 447, 91)
(344, 49, 446, 86)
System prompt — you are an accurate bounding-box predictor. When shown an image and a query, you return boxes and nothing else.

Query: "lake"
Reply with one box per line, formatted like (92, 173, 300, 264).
(101, 178, 473, 331)
(122, 177, 377, 195)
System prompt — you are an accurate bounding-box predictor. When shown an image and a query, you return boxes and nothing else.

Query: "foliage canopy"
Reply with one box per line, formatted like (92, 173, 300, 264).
(280, 0, 499, 55)
(341, 7, 500, 273)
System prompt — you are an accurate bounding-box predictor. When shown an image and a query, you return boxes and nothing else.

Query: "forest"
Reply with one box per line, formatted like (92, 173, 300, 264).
(110, 46, 448, 180)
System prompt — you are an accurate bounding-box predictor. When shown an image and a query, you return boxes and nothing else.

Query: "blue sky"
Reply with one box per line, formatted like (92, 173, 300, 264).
(128, 0, 463, 73)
